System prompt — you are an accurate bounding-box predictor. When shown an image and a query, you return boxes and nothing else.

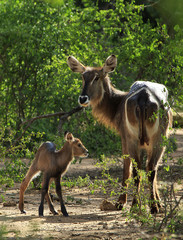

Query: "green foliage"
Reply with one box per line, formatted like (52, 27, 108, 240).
(89, 155, 121, 196)
(62, 175, 91, 188)
(0, 129, 44, 188)
(0, 158, 27, 185)
(0, 225, 8, 240)
(0, 0, 182, 157)
(177, 157, 183, 165)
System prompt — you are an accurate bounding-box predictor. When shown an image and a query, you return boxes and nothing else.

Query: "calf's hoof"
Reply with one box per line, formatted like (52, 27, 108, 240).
(63, 212, 69, 217)
(39, 214, 44, 217)
(61, 204, 69, 217)
(39, 210, 44, 217)
(21, 210, 26, 214)
(53, 211, 59, 215)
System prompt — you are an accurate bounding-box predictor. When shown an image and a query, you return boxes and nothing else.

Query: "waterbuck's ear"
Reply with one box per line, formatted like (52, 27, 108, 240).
(67, 56, 85, 73)
(103, 55, 117, 74)
(64, 131, 74, 142)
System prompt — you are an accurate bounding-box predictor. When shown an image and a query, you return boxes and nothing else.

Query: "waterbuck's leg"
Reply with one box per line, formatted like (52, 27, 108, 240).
(19, 163, 39, 214)
(43, 179, 58, 215)
(116, 156, 131, 210)
(147, 145, 165, 214)
(155, 178, 162, 209)
(131, 157, 142, 207)
(39, 173, 50, 217)
(54, 176, 68, 217)
(148, 169, 159, 213)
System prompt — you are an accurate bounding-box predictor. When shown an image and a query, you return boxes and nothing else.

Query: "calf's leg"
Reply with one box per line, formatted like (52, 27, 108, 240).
(39, 174, 50, 217)
(43, 178, 58, 215)
(55, 176, 68, 217)
(19, 163, 39, 213)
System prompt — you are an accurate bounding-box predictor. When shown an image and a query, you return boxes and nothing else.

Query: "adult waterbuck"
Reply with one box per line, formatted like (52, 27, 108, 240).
(67, 55, 173, 213)
(19, 131, 88, 217)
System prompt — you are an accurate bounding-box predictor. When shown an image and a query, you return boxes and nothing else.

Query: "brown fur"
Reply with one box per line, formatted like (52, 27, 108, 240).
(19, 132, 88, 217)
(100, 199, 117, 211)
(67, 55, 173, 213)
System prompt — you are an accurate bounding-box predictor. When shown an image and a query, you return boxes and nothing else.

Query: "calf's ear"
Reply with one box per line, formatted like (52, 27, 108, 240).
(103, 54, 117, 74)
(64, 131, 74, 142)
(67, 56, 85, 73)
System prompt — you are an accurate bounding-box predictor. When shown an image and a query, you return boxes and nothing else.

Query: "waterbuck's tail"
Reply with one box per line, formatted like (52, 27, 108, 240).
(136, 104, 149, 145)
(127, 87, 159, 146)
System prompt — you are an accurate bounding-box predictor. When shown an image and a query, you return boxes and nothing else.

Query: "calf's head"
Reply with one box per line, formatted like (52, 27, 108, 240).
(67, 55, 117, 107)
(64, 131, 88, 157)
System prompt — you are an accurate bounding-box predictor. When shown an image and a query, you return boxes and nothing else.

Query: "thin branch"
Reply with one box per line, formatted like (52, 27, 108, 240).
(11, 106, 83, 147)
(158, 192, 183, 231)
(142, 0, 160, 9)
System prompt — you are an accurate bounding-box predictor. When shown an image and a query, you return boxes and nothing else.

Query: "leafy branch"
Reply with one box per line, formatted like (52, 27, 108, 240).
(12, 106, 83, 147)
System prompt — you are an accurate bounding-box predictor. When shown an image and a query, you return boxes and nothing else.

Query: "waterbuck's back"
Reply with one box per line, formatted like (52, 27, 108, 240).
(129, 81, 169, 108)
(125, 81, 170, 146)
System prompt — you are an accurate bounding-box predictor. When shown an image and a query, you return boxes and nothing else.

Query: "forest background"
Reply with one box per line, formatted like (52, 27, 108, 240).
(0, 0, 183, 184)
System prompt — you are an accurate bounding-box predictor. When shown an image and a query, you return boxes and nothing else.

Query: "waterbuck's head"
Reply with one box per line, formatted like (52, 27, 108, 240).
(67, 55, 117, 107)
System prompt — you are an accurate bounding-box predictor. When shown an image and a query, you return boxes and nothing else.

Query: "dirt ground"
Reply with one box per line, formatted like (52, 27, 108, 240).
(0, 129, 183, 240)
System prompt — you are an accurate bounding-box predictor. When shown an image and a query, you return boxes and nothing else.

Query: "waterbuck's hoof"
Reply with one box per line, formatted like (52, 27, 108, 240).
(150, 206, 159, 214)
(21, 210, 26, 214)
(100, 200, 117, 211)
(115, 201, 124, 210)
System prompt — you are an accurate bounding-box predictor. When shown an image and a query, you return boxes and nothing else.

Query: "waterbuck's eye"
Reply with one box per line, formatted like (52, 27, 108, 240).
(78, 143, 82, 147)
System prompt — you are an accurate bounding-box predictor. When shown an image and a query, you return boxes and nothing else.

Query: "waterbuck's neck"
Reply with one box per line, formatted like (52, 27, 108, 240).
(92, 77, 128, 133)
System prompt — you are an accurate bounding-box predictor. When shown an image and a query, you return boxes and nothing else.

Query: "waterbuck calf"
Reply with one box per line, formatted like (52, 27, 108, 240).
(19, 132, 88, 217)
(67, 55, 173, 213)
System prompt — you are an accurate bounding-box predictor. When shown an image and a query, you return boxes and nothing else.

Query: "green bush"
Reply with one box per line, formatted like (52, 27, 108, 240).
(0, 0, 182, 160)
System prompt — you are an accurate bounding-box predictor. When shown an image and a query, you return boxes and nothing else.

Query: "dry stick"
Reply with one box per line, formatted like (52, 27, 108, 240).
(10, 106, 83, 149)
(158, 193, 183, 231)
(57, 106, 84, 133)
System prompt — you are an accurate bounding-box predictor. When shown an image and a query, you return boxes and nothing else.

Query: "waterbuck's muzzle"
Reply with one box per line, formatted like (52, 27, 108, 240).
(78, 95, 90, 107)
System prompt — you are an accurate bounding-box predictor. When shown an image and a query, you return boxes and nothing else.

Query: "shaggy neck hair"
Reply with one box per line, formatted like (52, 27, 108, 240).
(91, 76, 128, 132)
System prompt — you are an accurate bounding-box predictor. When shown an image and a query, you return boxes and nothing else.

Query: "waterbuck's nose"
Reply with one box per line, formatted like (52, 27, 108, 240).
(78, 95, 90, 106)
